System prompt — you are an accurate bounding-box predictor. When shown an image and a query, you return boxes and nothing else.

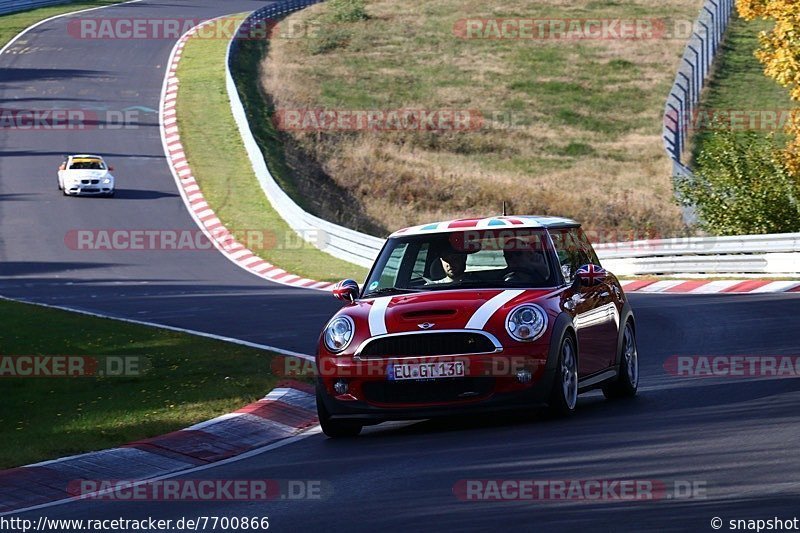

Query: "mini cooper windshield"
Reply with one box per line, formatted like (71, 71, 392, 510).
(363, 228, 558, 297)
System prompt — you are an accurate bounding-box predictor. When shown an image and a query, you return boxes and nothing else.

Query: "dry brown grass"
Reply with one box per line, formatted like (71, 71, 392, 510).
(261, 0, 704, 236)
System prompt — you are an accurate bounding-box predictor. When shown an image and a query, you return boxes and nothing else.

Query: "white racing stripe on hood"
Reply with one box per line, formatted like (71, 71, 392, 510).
(368, 296, 392, 336)
(465, 290, 525, 330)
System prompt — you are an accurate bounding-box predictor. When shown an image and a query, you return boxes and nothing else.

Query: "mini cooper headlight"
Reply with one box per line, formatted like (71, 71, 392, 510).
(506, 304, 547, 342)
(324, 316, 355, 353)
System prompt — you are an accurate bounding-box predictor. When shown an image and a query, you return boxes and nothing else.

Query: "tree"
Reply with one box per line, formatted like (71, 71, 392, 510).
(677, 128, 800, 235)
(738, 0, 800, 174)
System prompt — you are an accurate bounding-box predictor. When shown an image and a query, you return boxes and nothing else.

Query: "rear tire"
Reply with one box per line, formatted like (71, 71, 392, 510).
(602, 321, 639, 399)
(548, 335, 578, 417)
(317, 389, 362, 438)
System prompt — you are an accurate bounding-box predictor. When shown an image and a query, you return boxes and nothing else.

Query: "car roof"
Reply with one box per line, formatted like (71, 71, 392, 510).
(389, 215, 579, 237)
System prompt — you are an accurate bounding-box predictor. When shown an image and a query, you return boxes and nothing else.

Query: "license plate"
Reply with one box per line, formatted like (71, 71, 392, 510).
(388, 361, 465, 381)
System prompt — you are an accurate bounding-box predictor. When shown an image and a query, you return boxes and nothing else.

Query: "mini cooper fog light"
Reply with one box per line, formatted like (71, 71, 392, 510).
(506, 304, 547, 342)
(334, 380, 349, 395)
(515, 369, 532, 384)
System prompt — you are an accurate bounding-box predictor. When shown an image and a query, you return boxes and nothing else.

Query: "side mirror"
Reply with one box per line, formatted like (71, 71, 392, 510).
(108, 165, 115, 171)
(575, 264, 607, 288)
(332, 279, 359, 302)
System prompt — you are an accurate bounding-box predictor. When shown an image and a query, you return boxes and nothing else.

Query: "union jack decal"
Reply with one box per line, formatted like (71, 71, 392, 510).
(333, 279, 359, 301)
(576, 264, 607, 286)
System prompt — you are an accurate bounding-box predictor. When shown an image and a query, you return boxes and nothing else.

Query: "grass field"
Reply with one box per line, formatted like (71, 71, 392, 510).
(0, 299, 291, 468)
(176, 16, 369, 282)
(259, 0, 705, 237)
(0, 0, 122, 48)
(692, 14, 793, 161)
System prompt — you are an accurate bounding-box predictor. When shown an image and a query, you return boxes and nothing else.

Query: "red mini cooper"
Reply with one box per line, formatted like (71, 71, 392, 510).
(316, 216, 638, 437)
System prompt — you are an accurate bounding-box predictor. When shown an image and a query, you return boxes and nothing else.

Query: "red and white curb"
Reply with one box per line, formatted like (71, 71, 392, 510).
(160, 22, 334, 291)
(0, 382, 318, 514)
(621, 279, 800, 294)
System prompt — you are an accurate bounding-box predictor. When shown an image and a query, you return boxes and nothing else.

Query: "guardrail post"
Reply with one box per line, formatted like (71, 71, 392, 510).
(662, 0, 736, 218)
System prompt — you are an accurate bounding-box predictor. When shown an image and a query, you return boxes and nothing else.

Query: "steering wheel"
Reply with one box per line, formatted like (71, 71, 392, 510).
(503, 268, 540, 283)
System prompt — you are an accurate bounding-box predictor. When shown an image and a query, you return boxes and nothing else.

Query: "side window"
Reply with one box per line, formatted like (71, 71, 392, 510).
(551, 228, 590, 283)
(410, 243, 429, 280)
(377, 243, 407, 288)
(575, 227, 601, 266)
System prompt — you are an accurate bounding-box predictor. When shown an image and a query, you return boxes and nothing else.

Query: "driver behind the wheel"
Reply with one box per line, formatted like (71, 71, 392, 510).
(503, 238, 549, 282)
(437, 250, 467, 283)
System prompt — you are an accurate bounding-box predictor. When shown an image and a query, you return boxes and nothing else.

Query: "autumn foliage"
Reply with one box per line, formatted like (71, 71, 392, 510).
(738, 0, 800, 175)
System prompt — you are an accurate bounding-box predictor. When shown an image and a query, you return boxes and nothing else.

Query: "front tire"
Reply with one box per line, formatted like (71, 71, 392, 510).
(316, 389, 362, 438)
(602, 321, 639, 399)
(548, 335, 578, 417)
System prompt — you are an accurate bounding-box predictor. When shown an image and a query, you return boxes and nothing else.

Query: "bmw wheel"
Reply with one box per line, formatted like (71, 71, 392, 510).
(603, 321, 639, 399)
(548, 334, 578, 416)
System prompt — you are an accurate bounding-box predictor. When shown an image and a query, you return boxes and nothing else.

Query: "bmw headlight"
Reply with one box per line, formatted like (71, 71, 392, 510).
(324, 315, 355, 353)
(102, 178, 111, 184)
(505, 304, 547, 342)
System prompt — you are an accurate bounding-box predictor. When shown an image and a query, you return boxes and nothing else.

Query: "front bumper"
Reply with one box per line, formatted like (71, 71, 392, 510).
(65, 182, 113, 195)
(316, 352, 557, 422)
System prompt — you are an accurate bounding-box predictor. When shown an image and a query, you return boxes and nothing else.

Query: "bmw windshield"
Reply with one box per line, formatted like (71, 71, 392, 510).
(363, 228, 558, 298)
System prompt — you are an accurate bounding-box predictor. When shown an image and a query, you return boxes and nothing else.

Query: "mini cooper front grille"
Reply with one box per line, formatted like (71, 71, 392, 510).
(358, 332, 498, 357)
(362, 377, 495, 404)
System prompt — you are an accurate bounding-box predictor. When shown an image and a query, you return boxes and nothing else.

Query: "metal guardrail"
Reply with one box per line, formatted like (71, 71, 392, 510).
(0, 0, 73, 16)
(226, 0, 800, 276)
(596, 234, 800, 276)
(227, 0, 384, 268)
(662, 0, 735, 178)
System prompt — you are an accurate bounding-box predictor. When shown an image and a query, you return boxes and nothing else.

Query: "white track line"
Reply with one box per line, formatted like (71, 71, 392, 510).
(0, 295, 314, 360)
(0, 1, 143, 56)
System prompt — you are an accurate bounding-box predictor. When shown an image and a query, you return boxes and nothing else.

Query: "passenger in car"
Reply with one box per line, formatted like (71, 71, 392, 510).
(503, 238, 549, 283)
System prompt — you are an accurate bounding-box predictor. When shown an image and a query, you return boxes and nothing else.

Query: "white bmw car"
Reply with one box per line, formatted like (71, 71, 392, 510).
(57, 154, 115, 197)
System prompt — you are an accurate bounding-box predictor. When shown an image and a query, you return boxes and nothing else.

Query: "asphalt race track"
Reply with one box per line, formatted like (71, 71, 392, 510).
(12, 293, 800, 531)
(0, 0, 340, 353)
(2, 1, 799, 531)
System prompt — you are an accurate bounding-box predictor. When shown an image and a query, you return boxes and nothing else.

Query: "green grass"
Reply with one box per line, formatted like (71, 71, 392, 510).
(0, 0, 123, 48)
(259, 0, 704, 236)
(176, 15, 368, 283)
(692, 15, 794, 162)
(0, 299, 295, 469)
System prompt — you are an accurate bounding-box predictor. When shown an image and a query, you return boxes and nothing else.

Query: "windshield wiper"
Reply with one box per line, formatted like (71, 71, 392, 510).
(362, 287, 425, 298)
